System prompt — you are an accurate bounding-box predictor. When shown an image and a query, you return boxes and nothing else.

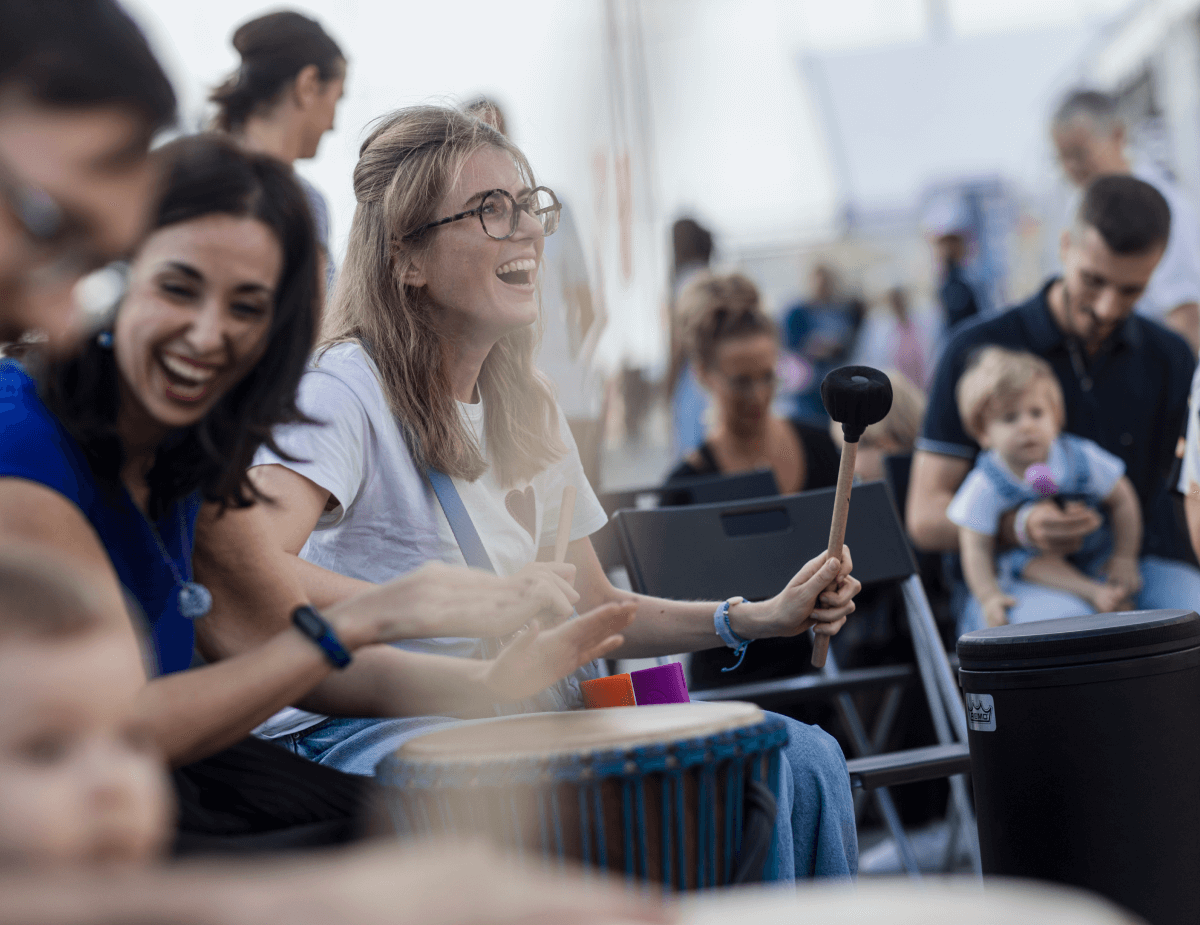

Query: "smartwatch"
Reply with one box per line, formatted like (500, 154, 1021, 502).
(292, 605, 352, 669)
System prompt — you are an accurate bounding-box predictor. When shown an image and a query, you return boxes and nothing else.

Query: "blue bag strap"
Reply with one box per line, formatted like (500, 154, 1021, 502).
(426, 468, 496, 574)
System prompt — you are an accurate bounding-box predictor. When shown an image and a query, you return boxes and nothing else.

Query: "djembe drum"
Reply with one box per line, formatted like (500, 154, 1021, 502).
(377, 701, 787, 890)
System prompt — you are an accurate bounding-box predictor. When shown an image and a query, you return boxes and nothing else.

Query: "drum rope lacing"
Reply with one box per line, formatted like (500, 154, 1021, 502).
(379, 716, 788, 889)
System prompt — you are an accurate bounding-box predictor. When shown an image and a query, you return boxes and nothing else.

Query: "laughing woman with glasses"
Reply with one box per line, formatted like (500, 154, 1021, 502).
(667, 272, 841, 493)
(198, 105, 861, 881)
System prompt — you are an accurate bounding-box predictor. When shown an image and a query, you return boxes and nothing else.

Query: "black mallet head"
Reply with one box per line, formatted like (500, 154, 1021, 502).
(821, 366, 893, 443)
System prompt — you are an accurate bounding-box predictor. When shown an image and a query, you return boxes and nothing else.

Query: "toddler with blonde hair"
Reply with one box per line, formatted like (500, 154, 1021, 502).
(949, 347, 1142, 630)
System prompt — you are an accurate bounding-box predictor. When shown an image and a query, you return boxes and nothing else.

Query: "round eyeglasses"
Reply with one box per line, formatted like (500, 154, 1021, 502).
(407, 186, 561, 241)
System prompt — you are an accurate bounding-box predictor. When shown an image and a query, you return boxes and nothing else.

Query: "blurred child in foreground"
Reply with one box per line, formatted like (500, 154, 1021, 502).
(0, 548, 669, 925)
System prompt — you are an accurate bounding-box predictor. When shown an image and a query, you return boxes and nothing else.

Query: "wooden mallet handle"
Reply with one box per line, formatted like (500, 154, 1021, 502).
(811, 442, 856, 667)
(554, 485, 577, 564)
(810, 365, 891, 669)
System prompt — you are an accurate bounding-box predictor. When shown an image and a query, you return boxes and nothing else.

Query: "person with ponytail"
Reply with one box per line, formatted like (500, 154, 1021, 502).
(205, 106, 861, 881)
(211, 10, 345, 288)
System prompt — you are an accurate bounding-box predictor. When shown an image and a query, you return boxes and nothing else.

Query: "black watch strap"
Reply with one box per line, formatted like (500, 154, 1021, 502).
(292, 605, 352, 669)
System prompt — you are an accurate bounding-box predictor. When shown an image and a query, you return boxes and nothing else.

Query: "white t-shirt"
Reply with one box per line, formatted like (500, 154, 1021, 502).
(250, 342, 441, 738)
(431, 395, 608, 572)
(1178, 365, 1200, 496)
(252, 343, 608, 736)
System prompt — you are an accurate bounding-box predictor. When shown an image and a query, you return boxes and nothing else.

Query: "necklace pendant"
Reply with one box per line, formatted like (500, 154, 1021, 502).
(178, 582, 212, 620)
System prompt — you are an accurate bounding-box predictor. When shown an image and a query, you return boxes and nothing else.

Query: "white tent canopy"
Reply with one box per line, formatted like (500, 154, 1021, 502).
(127, 0, 1132, 368)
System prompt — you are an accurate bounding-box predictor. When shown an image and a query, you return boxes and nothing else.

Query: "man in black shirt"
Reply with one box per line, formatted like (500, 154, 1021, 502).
(908, 175, 1200, 631)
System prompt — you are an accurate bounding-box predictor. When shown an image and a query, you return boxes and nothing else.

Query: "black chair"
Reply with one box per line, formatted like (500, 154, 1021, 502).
(593, 470, 779, 573)
(883, 453, 953, 641)
(661, 469, 779, 506)
(612, 481, 978, 875)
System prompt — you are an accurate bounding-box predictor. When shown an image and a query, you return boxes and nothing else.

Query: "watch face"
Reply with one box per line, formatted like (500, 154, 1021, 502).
(294, 606, 323, 637)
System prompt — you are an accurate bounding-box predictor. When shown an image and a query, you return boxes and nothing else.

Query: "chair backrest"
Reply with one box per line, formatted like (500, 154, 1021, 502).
(661, 469, 779, 507)
(882, 453, 913, 521)
(613, 480, 916, 601)
(593, 470, 780, 571)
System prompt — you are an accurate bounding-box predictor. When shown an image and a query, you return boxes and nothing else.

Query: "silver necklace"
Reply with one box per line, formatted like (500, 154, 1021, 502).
(137, 498, 212, 620)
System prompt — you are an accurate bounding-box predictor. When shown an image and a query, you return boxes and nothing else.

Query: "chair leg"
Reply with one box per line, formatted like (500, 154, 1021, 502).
(870, 684, 905, 754)
(902, 576, 969, 742)
(900, 575, 982, 873)
(823, 651, 923, 876)
(943, 797, 961, 872)
(873, 786, 923, 877)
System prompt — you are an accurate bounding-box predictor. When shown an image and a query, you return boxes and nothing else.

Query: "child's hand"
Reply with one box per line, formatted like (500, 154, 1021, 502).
(1088, 581, 1132, 614)
(1103, 554, 1142, 600)
(981, 594, 1014, 628)
(483, 602, 635, 703)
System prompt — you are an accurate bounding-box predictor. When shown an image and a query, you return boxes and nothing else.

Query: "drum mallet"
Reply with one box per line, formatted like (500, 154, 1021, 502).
(811, 366, 893, 668)
(554, 485, 576, 564)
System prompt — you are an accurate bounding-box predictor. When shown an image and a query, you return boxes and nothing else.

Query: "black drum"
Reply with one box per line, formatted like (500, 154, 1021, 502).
(958, 609, 1200, 925)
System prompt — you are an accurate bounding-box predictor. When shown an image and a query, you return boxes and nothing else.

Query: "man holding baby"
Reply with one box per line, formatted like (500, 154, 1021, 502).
(908, 174, 1200, 635)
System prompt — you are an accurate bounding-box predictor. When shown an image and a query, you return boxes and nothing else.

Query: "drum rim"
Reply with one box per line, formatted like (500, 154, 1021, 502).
(392, 701, 766, 763)
(376, 710, 787, 788)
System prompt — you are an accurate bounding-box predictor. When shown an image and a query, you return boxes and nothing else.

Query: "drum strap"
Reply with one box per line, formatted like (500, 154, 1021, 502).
(426, 468, 497, 574)
(425, 467, 599, 713)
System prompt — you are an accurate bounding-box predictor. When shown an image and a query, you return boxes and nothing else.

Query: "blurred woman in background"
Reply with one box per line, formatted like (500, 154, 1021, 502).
(212, 10, 345, 289)
(667, 273, 840, 493)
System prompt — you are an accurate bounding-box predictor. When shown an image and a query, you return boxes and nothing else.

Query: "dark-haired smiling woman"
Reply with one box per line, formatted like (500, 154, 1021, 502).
(0, 134, 626, 848)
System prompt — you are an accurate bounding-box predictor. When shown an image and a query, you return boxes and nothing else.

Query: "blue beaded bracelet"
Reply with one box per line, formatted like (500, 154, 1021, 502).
(714, 596, 750, 672)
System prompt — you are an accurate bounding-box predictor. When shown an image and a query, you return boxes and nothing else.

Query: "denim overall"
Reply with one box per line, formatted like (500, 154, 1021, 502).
(975, 435, 1113, 583)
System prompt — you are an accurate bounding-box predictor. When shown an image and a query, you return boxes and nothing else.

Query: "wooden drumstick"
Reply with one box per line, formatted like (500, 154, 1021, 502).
(554, 485, 577, 564)
(812, 443, 858, 667)
(811, 366, 892, 668)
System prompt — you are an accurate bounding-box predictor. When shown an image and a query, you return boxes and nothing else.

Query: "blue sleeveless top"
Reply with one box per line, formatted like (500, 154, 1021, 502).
(0, 361, 200, 675)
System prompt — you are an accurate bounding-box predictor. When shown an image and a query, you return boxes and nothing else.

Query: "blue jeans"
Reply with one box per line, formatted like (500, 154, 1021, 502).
(958, 554, 1200, 636)
(282, 710, 858, 881)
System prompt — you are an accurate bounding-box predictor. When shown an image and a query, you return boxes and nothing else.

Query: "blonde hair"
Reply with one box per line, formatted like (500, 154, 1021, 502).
(828, 369, 926, 451)
(321, 106, 563, 486)
(956, 347, 1064, 441)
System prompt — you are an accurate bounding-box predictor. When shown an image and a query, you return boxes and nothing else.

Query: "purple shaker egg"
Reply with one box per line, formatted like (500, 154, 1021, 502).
(1024, 463, 1058, 497)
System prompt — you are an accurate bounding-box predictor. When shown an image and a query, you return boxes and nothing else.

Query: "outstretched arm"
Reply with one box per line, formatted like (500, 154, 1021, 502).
(0, 480, 610, 766)
(560, 535, 859, 659)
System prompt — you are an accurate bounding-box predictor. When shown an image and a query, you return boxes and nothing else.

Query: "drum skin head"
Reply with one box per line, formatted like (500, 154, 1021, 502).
(678, 879, 1142, 925)
(397, 701, 764, 764)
